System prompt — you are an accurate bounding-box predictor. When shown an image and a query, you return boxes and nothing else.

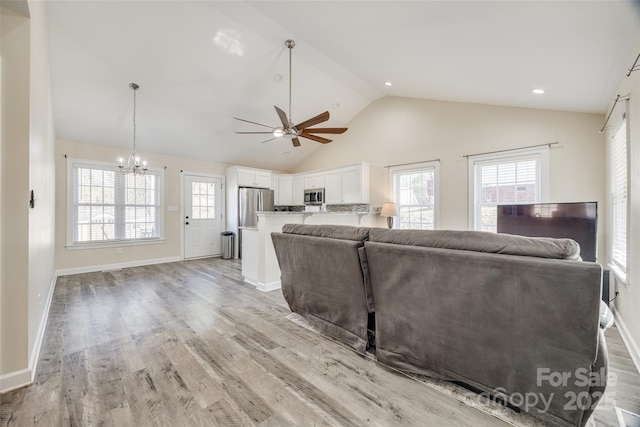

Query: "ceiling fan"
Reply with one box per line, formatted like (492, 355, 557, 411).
(234, 39, 347, 147)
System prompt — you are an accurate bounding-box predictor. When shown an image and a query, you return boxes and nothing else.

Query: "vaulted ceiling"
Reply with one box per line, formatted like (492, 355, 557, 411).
(47, 1, 640, 171)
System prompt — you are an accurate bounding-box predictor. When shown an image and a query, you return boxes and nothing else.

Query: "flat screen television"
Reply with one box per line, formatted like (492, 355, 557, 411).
(496, 202, 598, 262)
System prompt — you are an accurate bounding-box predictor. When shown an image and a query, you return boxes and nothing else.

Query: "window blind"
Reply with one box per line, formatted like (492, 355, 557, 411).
(391, 162, 438, 230)
(70, 160, 162, 244)
(610, 117, 628, 274)
(471, 151, 545, 232)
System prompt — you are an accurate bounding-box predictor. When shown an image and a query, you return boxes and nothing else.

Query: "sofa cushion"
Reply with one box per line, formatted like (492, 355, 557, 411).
(368, 228, 581, 260)
(282, 224, 371, 242)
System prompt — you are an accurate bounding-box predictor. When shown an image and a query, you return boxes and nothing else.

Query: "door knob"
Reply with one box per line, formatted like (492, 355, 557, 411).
(185, 221, 189, 225)
(186, 216, 189, 219)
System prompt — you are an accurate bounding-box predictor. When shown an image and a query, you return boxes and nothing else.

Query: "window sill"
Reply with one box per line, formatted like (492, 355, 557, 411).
(66, 238, 165, 251)
(608, 263, 629, 287)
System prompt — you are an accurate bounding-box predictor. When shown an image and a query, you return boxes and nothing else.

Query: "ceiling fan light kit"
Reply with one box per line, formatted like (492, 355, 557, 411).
(234, 39, 348, 147)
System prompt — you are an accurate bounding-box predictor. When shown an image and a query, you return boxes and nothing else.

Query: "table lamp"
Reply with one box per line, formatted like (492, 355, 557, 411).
(380, 202, 399, 229)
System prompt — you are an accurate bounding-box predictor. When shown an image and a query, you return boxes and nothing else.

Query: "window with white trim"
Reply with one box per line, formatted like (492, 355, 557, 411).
(469, 148, 549, 232)
(67, 158, 163, 247)
(390, 161, 439, 230)
(610, 115, 628, 279)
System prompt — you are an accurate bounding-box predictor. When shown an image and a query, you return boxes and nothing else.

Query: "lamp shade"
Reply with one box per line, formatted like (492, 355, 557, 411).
(380, 202, 399, 217)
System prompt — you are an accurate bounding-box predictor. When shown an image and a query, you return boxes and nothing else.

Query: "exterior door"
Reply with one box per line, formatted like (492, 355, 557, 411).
(183, 174, 223, 259)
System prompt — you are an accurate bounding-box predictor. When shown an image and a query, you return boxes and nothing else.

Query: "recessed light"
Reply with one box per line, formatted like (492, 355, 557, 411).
(283, 151, 290, 157)
(273, 74, 283, 82)
(532, 88, 545, 94)
(332, 103, 340, 109)
(384, 81, 393, 87)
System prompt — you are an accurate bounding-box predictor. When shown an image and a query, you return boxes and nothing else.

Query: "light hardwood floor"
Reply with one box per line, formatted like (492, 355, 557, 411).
(0, 258, 638, 426)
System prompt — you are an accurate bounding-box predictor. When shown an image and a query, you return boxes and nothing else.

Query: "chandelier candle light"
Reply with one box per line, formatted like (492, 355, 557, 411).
(118, 83, 148, 175)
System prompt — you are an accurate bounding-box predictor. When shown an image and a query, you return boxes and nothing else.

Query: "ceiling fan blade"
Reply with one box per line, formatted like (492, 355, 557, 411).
(274, 106, 289, 128)
(260, 137, 279, 144)
(233, 117, 274, 129)
(292, 138, 301, 147)
(300, 132, 332, 144)
(295, 111, 330, 130)
(236, 131, 273, 134)
(302, 127, 348, 134)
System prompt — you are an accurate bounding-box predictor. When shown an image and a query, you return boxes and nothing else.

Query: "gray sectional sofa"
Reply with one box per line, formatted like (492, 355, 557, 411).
(271, 224, 609, 427)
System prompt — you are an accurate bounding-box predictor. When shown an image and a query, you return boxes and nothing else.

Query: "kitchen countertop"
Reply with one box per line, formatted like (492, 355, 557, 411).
(258, 211, 375, 215)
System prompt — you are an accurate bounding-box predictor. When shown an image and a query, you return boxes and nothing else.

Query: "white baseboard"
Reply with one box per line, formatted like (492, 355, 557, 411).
(256, 280, 281, 293)
(56, 256, 181, 277)
(0, 369, 31, 394)
(1, 272, 57, 395)
(611, 305, 640, 375)
(0, 256, 182, 394)
(29, 273, 58, 381)
(243, 277, 281, 292)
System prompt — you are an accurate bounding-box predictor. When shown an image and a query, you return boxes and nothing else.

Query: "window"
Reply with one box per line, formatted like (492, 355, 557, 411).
(67, 158, 163, 248)
(191, 181, 217, 219)
(390, 161, 439, 230)
(469, 148, 549, 232)
(610, 115, 628, 280)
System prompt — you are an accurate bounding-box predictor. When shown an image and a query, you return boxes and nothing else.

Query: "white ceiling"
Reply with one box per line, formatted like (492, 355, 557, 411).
(47, 1, 640, 171)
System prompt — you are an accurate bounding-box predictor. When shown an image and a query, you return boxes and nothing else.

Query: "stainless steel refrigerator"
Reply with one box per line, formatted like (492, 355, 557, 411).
(238, 187, 274, 258)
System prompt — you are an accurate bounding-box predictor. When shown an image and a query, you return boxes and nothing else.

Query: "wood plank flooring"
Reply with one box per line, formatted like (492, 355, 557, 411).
(1, 258, 639, 426)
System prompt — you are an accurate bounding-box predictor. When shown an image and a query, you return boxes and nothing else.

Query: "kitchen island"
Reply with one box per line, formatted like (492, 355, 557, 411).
(241, 211, 383, 291)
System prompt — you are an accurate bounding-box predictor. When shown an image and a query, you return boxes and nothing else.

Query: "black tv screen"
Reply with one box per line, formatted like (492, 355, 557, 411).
(496, 202, 598, 262)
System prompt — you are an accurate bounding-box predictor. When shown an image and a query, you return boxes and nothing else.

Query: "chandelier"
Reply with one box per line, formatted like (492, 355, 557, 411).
(118, 83, 148, 175)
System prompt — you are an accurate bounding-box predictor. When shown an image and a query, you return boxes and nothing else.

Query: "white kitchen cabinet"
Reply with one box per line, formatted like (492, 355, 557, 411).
(341, 165, 368, 203)
(324, 169, 342, 204)
(237, 168, 271, 188)
(292, 175, 305, 205)
(322, 163, 370, 204)
(304, 172, 325, 189)
(277, 175, 293, 205)
(271, 175, 280, 204)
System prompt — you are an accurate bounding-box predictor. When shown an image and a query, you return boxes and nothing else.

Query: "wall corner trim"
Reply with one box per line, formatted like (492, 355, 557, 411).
(611, 305, 640, 375)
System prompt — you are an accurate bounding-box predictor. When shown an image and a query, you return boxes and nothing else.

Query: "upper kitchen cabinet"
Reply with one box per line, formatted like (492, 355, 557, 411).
(323, 163, 370, 204)
(273, 174, 293, 205)
(236, 168, 271, 188)
(292, 175, 305, 205)
(342, 164, 369, 203)
(304, 172, 325, 189)
(324, 169, 342, 204)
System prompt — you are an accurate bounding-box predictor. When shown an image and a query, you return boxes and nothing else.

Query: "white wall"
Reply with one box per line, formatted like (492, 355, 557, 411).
(294, 96, 607, 259)
(27, 0, 57, 375)
(1, 0, 57, 392)
(55, 139, 230, 272)
(1, 5, 31, 383)
(608, 39, 640, 370)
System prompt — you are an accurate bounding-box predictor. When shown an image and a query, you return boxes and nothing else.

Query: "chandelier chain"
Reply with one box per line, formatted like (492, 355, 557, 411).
(132, 83, 137, 154)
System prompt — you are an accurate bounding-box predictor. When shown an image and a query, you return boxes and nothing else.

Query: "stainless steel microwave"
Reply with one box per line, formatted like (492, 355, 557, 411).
(304, 188, 324, 205)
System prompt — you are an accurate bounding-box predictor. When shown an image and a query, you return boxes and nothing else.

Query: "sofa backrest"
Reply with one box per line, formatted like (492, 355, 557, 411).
(282, 223, 371, 242)
(272, 224, 375, 353)
(369, 228, 581, 260)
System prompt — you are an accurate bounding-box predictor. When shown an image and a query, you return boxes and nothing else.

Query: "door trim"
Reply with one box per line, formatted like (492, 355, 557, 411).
(180, 171, 226, 260)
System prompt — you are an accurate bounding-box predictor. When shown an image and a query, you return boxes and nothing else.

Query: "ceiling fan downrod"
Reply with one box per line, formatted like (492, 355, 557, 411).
(285, 39, 295, 126)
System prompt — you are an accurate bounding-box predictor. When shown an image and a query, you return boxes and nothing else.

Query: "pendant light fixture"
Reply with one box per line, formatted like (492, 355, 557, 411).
(118, 83, 148, 175)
